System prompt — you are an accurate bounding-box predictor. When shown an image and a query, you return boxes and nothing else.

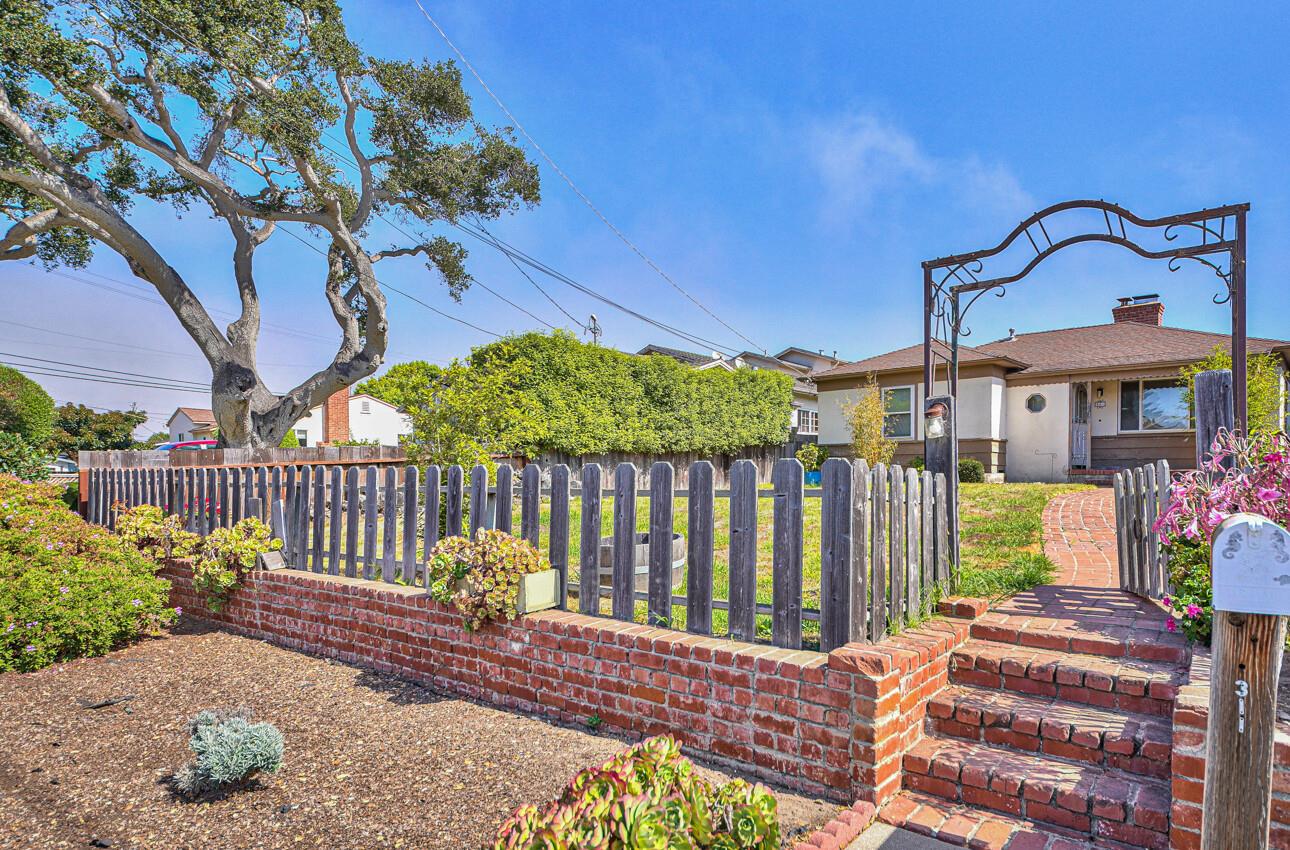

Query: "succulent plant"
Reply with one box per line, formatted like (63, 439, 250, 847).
(427, 529, 549, 631)
(173, 707, 284, 796)
(489, 736, 780, 850)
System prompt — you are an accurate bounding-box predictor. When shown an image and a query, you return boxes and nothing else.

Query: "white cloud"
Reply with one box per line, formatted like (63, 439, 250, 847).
(805, 111, 1033, 224)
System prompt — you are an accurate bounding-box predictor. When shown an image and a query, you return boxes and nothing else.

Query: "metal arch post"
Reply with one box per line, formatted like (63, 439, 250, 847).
(923, 265, 934, 398)
(950, 292, 961, 399)
(1232, 208, 1248, 431)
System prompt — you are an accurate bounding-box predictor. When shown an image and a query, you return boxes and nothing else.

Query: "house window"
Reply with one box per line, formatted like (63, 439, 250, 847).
(883, 386, 914, 439)
(1025, 393, 1047, 413)
(797, 408, 818, 435)
(1119, 379, 1191, 431)
(295, 430, 309, 447)
(361, 400, 371, 414)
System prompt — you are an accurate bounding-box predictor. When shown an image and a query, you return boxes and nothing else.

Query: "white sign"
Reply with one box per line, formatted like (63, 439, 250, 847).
(1212, 513, 1290, 615)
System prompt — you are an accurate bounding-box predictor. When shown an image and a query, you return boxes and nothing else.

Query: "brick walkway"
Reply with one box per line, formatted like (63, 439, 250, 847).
(875, 488, 1188, 850)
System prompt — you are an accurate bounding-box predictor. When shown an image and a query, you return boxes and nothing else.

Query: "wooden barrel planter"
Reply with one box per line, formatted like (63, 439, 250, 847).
(597, 532, 686, 592)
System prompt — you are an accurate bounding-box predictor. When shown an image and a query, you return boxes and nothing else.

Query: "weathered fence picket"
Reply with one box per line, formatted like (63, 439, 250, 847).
(1113, 458, 1171, 598)
(84, 452, 959, 651)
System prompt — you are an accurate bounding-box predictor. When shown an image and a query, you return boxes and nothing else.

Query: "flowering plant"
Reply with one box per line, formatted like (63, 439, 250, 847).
(1154, 430, 1289, 643)
(0, 475, 176, 672)
(427, 529, 548, 631)
(192, 517, 282, 611)
(491, 735, 780, 850)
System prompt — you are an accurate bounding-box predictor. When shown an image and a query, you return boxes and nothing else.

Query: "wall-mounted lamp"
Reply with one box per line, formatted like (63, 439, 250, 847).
(925, 401, 949, 439)
(1096, 387, 1104, 399)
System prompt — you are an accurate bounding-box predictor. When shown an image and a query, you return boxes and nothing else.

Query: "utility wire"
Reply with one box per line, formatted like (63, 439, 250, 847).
(0, 351, 210, 389)
(0, 320, 314, 367)
(2, 364, 209, 394)
(411, 0, 765, 354)
(101, 0, 742, 355)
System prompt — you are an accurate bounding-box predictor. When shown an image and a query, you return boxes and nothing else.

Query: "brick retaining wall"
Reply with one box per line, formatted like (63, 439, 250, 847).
(162, 562, 973, 805)
(1170, 647, 1290, 849)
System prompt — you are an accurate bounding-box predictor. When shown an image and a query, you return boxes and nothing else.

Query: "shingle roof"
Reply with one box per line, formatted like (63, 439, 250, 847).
(170, 406, 215, 426)
(813, 323, 1290, 382)
(636, 344, 712, 366)
(976, 323, 1290, 377)
(812, 340, 1027, 380)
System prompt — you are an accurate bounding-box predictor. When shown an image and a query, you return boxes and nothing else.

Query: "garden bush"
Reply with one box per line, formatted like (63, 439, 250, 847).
(1155, 430, 1289, 643)
(428, 528, 548, 631)
(0, 364, 55, 443)
(908, 455, 925, 471)
(173, 708, 284, 796)
(958, 458, 985, 483)
(0, 431, 51, 482)
(491, 735, 780, 850)
(0, 475, 177, 672)
(794, 443, 827, 473)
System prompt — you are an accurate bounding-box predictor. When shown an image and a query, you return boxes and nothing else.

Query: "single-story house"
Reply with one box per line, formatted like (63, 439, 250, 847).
(636, 344, 843, 439)
(166, 390, 411, 447)
(812, 295, 1290, 482)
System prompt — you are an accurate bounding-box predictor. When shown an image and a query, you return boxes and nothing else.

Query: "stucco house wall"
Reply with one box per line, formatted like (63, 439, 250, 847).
(1004, 382, 1070, 482)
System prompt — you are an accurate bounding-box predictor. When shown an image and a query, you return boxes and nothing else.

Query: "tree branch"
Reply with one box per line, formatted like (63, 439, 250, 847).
(0, 208, 72, 260)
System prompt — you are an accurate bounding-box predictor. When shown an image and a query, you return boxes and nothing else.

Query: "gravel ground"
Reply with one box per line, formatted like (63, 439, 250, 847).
(0, 623, 840, 849)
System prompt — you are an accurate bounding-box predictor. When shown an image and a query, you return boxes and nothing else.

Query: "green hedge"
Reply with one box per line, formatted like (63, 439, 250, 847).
(0, 475, 176, 671)
(0, 365, 54, 443)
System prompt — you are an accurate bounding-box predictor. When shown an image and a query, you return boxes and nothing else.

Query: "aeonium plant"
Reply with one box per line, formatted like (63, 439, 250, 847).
(427, 529, 549, 631)
(1154, 429, 1289, 643)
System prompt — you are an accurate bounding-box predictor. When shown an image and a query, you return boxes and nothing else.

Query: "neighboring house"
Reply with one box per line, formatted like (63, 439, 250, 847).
(166, 407, 218, 442)
(813, 295, 1290, 482)
(166, 391, 411, 447)
(635, 344, 843, 440)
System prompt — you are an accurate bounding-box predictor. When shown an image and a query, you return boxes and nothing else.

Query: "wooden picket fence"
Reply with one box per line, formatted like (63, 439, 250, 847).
(85, 456, 956, 651)
(1111, 459, 1171, 598)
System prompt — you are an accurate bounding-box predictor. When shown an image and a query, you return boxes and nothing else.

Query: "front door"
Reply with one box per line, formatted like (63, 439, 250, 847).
(1071, 382, 1090, 468)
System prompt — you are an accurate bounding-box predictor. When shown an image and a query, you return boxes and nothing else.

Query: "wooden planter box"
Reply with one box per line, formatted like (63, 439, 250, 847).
(456, 568, 560, 616)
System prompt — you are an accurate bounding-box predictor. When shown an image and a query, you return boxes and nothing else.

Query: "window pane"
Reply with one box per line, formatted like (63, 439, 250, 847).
(884, 412, 912, 438)
(884, 387, 912, 414)
(1141, 380, 1190, 430)
(1120, 382, 1140, 431)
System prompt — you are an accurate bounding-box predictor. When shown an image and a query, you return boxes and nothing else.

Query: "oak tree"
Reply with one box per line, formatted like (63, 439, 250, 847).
(0, 0, 539, 446)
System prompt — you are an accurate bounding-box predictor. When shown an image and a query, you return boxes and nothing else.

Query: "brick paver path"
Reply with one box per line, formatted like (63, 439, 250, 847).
(874, 488, 1188, 850)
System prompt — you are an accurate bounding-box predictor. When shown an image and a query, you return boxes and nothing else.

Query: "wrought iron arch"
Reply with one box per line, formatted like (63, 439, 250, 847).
(921, 199, 1249, 427)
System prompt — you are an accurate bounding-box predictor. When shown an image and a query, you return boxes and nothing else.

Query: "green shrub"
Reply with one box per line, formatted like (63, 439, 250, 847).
(277, 430, 300, 448)
(0, 365, 55, 443)
(193, 518, 281, 611)
(0, 432, 51, 482)
(958, 458, 985, 483)
(908, 456, 925, 471)
(116, 504, 200, 561)
(0, 475, 177, 672)
(794, 443, 827, 473)
(427, 529, 548, 631)
(173, 708, 284, 796)
(492, 735, 780, 850)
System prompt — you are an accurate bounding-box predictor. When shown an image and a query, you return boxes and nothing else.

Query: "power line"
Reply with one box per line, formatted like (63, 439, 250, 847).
(0, 351, 210, 389)
(74, 0, 740, 356)
(0, 320, 314, 367)
(3, 364, 209, 394)
(411, 0, 766, 354)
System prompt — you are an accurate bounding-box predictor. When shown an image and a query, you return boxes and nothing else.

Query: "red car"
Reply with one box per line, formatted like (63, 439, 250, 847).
(156, 440, 219, 451)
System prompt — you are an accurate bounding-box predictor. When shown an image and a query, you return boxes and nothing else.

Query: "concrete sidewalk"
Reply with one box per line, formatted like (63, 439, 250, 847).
(846, 823, 958, 850)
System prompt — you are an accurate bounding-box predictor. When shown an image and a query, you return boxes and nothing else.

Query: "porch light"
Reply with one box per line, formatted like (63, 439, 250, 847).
(925, 402, 948, 439)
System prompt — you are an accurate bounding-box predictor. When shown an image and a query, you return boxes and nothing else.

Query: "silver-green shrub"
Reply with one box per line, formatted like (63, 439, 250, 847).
(173, 708, 284, 795)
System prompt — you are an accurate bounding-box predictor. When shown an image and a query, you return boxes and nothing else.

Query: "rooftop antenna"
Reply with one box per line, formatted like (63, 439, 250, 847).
(587, 313, 602, 345)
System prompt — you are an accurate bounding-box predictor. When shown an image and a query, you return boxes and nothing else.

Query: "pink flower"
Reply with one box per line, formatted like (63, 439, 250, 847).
(1162, 595, 1173, 608)
(1165, 617, 1178, 633)
(1256, 488, 1283, 502)
(1265, 452, 1285, 464)
(1185, 604, 1203, 619)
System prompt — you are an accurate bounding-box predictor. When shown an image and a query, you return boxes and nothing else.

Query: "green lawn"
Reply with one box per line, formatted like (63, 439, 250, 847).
(955, 482, 1094, 599)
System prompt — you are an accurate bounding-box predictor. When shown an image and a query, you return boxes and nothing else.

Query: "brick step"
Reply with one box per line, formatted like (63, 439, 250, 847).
(903, 736, 1170, 849)
(927, 684, 1172, 778)
(879, 791, 1148, 850)
(950, 639, 1182, 717)
(977, 588, 1188, 666)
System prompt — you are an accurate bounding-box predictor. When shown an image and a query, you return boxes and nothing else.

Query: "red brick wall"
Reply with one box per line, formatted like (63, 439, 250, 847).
(1112, 301, 1165, 326)
(322, 390, 349, 445)
(1170, 648, 1290, 850)
(161, 562, 971, 805)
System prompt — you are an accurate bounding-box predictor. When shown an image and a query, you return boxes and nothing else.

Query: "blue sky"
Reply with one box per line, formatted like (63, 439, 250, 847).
(3, 0, 1288, 431)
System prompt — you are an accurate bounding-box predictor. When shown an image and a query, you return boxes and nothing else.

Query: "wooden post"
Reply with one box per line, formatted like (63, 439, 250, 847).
(923, 394, 959, 575)
(647, 462, 674, 628)
(611, 463, 637, 621)
(686, 460, 714, 636)
(549, 465, 570, 610)
(578, 463, 602, 616)
(727, 459, 758, 642)
(819, 457, 852, 652)
(771, 457, 803, 650)
(1199, 367, 1283, 850)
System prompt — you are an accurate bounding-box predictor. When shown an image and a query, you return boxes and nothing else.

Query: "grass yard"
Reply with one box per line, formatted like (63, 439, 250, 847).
(955, 482, 1094, 599)
(319, 480, 1086, 642)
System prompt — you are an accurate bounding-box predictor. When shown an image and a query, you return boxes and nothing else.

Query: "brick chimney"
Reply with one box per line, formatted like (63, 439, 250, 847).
(1112, 294, 1164, 326)
(321, 389, 350, 445)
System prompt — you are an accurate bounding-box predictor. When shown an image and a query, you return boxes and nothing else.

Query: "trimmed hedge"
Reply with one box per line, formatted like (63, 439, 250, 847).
(0, 364, 54, 443)
(0, 475, 176, 672)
